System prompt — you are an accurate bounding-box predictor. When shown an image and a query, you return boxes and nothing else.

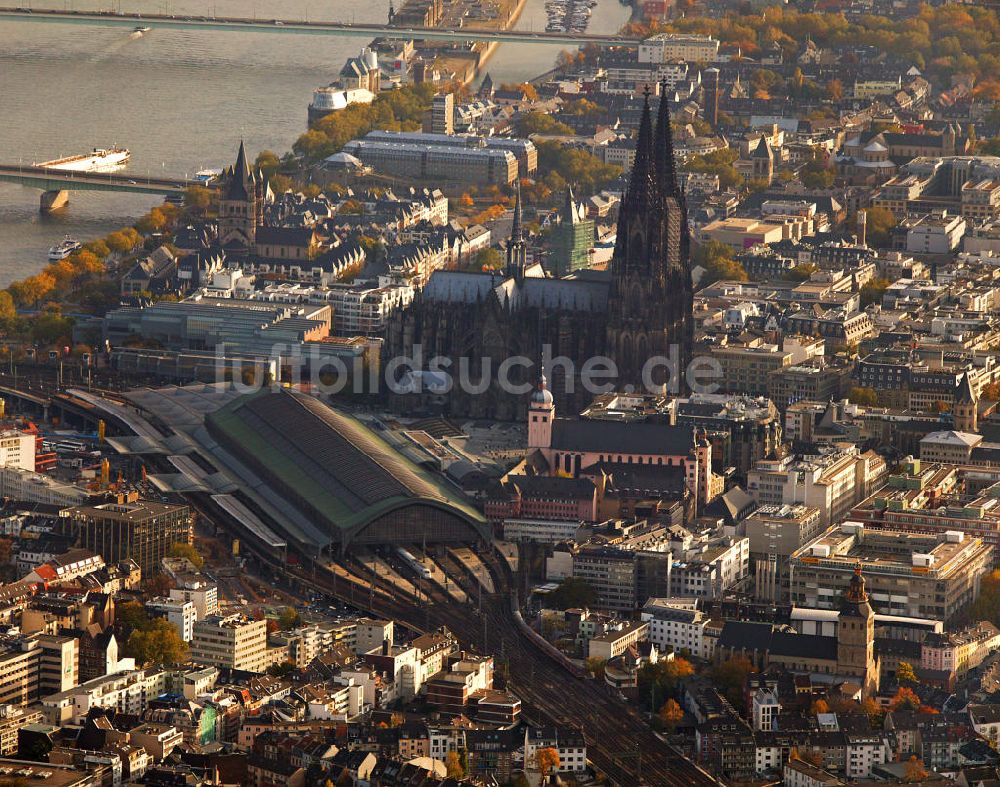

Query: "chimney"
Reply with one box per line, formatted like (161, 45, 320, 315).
(382, 638, 390, 656)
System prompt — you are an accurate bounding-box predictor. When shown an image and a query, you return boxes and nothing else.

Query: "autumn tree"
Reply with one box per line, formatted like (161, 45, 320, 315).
(862, 697, 884, 728)
(126, 616, 188, 665)
(106, 228, 141, 254)
(500, 82, 539, 101)
(904, 755, 928, 781)
(888, 686, 922, 712)
(694, 240, 748, 285)
(445, 750, 465, 779)
(862, 207, 896, 248)
(183, 186, 215, 216)
(279, 606, 301, 630)
(168, 541, 205, 570)
(848, 387, 879, 406)
(536, 747, 560, 779)
(809, 698, 830, 716)
(658, 698, 684, 731)
(143, 572, 174, 597)
(898, 661, 922, 684)
(711, 656, 754, 709)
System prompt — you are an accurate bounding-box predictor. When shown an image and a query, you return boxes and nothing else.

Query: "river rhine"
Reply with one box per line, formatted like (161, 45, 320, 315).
(0, 0, 630, 286)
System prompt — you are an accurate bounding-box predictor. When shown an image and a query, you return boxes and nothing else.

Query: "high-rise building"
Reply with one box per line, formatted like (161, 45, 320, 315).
(430, 92, 454, 135)
(58, 501, 192, 576)
(703, 67, 720, 127)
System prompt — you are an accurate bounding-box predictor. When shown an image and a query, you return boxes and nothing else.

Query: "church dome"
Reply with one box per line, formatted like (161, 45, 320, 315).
(531, 374, 553, 405)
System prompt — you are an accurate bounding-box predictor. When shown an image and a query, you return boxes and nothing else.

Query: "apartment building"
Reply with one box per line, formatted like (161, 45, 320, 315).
(638, 33, 720, 63)
(572, 547, 638, 612)
(587, 621, 649, 661)
(147, 598, 197, 643)
(168, 578, 219, 620)
(710, 342, 793, 396)
(641, 599, 715, 660)
(747, 447, 888, 526)
(42, 667, 172, 725)
(189, 615, 269, 673)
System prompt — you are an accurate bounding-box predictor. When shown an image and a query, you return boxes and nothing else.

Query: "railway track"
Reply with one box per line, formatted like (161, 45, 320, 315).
(183, 490, 720, 785)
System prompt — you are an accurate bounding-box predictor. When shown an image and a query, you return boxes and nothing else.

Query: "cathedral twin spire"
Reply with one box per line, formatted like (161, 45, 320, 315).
(634, 83, 682, 206)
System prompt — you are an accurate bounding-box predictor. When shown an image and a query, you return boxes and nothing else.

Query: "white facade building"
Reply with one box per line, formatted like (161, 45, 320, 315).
(641, 598, 715, 660)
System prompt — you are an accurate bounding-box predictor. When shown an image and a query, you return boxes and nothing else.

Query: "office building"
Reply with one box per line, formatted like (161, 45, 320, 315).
(789, 522, 993, 622)
(189, 614, 269, 673)
(58, 501, 192, 575)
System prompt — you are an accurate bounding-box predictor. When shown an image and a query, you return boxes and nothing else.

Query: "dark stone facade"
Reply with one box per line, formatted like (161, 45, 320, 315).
(385, 90, 694, 420)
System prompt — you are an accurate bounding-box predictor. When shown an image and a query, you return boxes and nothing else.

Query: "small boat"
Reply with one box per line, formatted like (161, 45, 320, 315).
(133, 25, 151, 34)
(48, 237, 82, 261)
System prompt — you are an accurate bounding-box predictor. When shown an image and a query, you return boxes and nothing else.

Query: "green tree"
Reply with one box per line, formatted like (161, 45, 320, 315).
(266, 661, 297, 677)
(0, 292, 17, 333)
(547, 577, 598, 610)
(254, 150, 281, 179)
(897, 661, 919, 684)
(535, 140, 622, 194)
(475, 247, 504, 270)
(682, 148, 742, 190)
(126, 617, 188, 665)
(863, 207, 896, 248)
(515, 113, 575, 136)
(30, 310, 73, 344)
(860, 276, 891, 307)
(585, 657, 607, 679)
(848, 386, 879, 406)
(278, 606, 301, 630)
(168, 541, 205, 570)
(783, 263, 818, 281)
(800, 159, 835, 189)
(694, 240, 747, 285)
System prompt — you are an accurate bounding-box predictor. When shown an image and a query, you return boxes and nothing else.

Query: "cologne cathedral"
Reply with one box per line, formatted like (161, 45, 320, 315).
(385, 89, 694, 419)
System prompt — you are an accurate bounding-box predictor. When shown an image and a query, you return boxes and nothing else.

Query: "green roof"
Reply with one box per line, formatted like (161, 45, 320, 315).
(206, 390, 486, 542)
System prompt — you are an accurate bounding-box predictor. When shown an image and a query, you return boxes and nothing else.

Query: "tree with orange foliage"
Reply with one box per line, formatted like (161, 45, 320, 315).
(809, 699, 830, 716)
(658, 698, 684, 731)
(889, 686, 921, 712)
(904, 755, 928, 781)
(536, 747, 560, 779)
(862, 697, 884, 727)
